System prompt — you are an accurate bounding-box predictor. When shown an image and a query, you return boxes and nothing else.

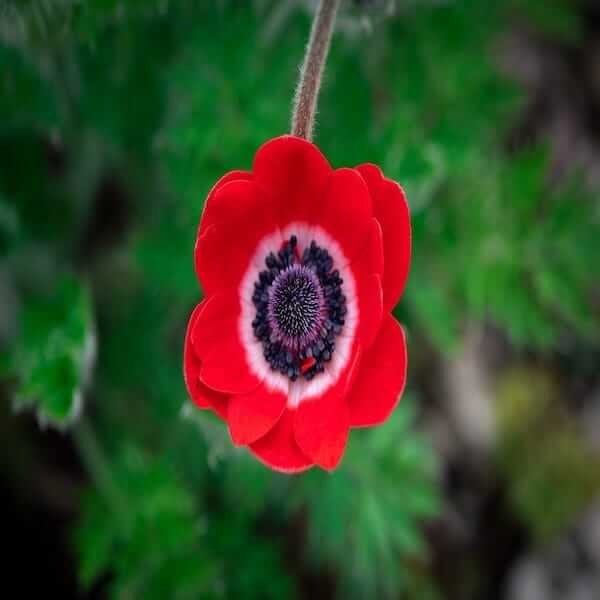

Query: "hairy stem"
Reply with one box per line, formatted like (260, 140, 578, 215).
(291, 0, 340, 140)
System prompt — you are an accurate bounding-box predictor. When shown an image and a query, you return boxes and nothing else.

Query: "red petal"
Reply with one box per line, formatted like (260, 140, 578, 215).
(314, 168, 373, 263)
(356, 164, 411, 312)
(195, 180, 277, 294)
(192, 292, 261, 394)
(362, 218, 384, 277)
(294, 396, 349, 471)
(293, 347, 361, 471)
(253, 135, 331, 226)
(249, 409, 313, 473)
(199, 342, 259, 395)
(347, 218, 384, 351)
(183, 304, 230, 419)
(227, 383, 286, 446)
(199, 170, 252, 236)
(194, 377, 229, 420)
(184, 304, 210, 408)
(355, 272, 383, 351)
(348, 314, 407, 428)
(195, 225, 248, 295)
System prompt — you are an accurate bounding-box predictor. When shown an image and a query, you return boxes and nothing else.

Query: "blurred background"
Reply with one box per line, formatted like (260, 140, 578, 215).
(2, 0, 600, 598)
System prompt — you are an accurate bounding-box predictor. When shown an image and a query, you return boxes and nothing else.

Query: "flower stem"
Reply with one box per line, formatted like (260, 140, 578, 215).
(291, 0, 340, 141)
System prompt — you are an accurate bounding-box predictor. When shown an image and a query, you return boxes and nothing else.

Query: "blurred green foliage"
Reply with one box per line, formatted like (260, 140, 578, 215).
(496, 368, 600, 543)
(1, 0, 598, 598)
(76, 443, 296, 599)
(290, 399, 440, 598)
(3, 274, 93, 427)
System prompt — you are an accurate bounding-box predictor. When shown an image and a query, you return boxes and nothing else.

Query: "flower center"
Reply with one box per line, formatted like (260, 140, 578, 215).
(268, 265, 323, 343)
(251, 235, 346, 381)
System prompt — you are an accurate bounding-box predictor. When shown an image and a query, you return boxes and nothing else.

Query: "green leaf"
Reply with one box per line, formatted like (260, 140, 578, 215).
(8, 274, 94, 428)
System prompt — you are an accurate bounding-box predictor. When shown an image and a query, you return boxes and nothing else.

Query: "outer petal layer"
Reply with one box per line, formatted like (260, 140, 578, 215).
(314, 168, 373, 263)
(192, 378, 229, 420)
(199, 170, 252, 236)
(183, 304, 229, 419)
(293, 393, 350, 471)
(347, 219, 384, 351)
(196, 180, 278, 294)
(192, 292, 261, 395)
(227, 383, 286, 446)
(348, 314, 407, 428)
(356, 164, 411, 311)
(253, 135, 331, 226)
(356, 272, 383, 351)
(249, 409, 313, 473)
(184, 304, 207, 406)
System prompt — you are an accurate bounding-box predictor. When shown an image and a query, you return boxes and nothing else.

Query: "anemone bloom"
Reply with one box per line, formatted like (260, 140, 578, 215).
(184, 135, 410, 473)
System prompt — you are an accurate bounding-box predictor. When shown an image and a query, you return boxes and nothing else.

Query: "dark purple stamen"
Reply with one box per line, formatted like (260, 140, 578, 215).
(251, 235, 346, 381)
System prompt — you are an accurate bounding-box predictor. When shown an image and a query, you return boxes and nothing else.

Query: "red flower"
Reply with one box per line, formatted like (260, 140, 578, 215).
(184, 135, 410, 473)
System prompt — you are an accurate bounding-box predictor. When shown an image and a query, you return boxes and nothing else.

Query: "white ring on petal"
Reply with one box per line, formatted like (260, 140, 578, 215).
(239, 222, 358, 408)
